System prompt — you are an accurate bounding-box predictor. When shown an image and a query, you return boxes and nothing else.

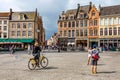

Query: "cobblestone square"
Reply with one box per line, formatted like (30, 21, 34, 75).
(0, 51, 120, 80)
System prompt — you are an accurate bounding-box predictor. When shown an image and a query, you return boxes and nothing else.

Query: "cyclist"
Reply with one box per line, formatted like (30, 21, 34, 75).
(32, 43, 41, 67)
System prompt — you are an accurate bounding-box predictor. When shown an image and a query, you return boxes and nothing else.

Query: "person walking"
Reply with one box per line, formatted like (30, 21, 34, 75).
(87, 47, 100, 74)
(10, 45, 15, 54)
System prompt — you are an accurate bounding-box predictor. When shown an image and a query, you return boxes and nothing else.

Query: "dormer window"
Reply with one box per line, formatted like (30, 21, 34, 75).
(20, 14, 23, 20)
(92, 12, 95, 16)
(19, 13, 27, 20)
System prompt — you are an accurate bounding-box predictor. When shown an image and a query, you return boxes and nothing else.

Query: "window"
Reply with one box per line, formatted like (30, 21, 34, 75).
(76, 30, 79, 36)
(0, 33, 1, 38)
(104, 28, 108, 35)
(64, 22, 67, 27)
(3, 33, 7, 38)
(28, 31, 32, 36)
(100, 18, 103, 26)
(118, 18, 120, 24)
(76, 21, 79, 27)
(70, 16, 73, 19)
(104, 18, 107, 25)
(22, 31, 26, 36)
(68, 30, 71, 37)
(113, 18, 117, 25)
(100, 28, 103, 36)
(17, 23, 20, 28)
(80, 20, 83, 27)
(84, 20, 87, 27)
(0, 26, 1, 30)
(109, 28, 112, 35)
(17, 31, 20, 36)
(84, 29, 87, 36)
(80, 14, 84, 18)
(4, 20, 7, 24)
(89, 20, 93, 26)
(90, 29, 93, 36)
(109, 18, 112, 25)
(72, 21, 75, 27)
(28, 23, 32, 29)
(94, 20, 97, 26)
(20, 14, 23, 20)
(118, 27, 120, 35)
(60, 22, 62, 27)
(64, 30, 66, 36)
(72, 30, 75, 37)
(12, 23, 16, 28)
(92, 12, 95, 16)
(23, 23, 26, 29)
(80, 29, 83, 36)
(11, 31, 15, 36)
(68, 22, 71, 27)
(3, 26, 7, 31)
(113, 27, 117, 35)
(94, 28, 98, 36)
(0, 20, 2, 24)
(60, 31, 62, 37)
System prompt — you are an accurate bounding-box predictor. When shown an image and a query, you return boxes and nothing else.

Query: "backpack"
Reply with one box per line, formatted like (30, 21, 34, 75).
(91, 49, 99, 60)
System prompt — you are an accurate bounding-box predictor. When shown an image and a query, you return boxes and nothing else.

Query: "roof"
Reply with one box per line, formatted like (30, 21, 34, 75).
(0, 13, 9, 17)
(11, 11, 36, 20)
(100, 5, 120, 16)
(65, 5, 90, 15)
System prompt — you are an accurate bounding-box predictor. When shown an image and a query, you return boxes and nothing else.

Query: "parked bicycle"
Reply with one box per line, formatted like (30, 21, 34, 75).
(28, 53, 48, 70)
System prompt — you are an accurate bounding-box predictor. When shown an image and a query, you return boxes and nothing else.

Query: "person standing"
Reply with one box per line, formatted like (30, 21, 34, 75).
(28, 44, 31, 55)
(87, 47, 100, 74)
(87, 47, 92, 65)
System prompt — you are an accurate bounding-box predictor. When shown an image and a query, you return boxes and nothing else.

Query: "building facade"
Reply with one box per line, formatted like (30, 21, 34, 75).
(0, 9, 45, 50)
(58, 2, 120, 50)
(0, 13, 9, 39)
(88, 3, 99, 48)
(58, 2, 98, 49)
(99, 5, 120, 50)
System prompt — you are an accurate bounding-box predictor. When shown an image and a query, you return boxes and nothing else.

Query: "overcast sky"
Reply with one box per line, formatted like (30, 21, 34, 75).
(0, 0, 120, 40)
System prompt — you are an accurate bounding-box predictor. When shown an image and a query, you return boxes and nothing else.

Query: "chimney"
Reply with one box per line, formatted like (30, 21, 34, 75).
(9, 8, 12, 20)
(90, 2, 92, 6)
(77, 3, 80, 7)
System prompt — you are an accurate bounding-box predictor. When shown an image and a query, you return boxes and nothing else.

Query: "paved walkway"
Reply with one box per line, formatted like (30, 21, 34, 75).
(0, 51, 120, 80)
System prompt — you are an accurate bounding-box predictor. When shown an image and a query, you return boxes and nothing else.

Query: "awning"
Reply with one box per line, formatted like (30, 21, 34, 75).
(0, 38, 34, 43)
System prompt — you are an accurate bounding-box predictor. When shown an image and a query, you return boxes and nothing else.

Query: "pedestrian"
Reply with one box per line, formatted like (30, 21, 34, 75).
(87, 47, 100, 74)
(28, 44, 31, 55)
(10, 45, 15, 54)
(87, 47, 92, 65)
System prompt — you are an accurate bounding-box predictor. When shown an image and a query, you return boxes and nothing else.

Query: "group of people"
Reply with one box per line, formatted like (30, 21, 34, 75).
(87, 47, 100, 74)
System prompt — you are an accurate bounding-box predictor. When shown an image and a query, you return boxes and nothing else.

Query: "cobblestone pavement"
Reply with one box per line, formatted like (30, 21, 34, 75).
(0, 51, 120, 80)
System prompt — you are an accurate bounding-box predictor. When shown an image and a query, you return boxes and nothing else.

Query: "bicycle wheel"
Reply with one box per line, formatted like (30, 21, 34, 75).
(40, 57, 48, 68)
(28, 58, 36, 70)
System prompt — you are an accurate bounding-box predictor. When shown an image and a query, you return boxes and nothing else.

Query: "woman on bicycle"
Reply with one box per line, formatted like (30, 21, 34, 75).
(32, 43, 41, 67)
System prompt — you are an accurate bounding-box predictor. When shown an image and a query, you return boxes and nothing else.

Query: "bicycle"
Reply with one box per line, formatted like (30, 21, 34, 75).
(28, 53, 48, 70)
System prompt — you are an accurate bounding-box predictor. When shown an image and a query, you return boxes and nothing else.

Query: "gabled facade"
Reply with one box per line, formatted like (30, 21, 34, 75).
(88, 2, 99, 48)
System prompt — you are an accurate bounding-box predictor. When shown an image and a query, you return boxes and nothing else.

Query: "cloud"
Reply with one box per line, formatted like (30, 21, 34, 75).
(0, 0, 120, 40)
